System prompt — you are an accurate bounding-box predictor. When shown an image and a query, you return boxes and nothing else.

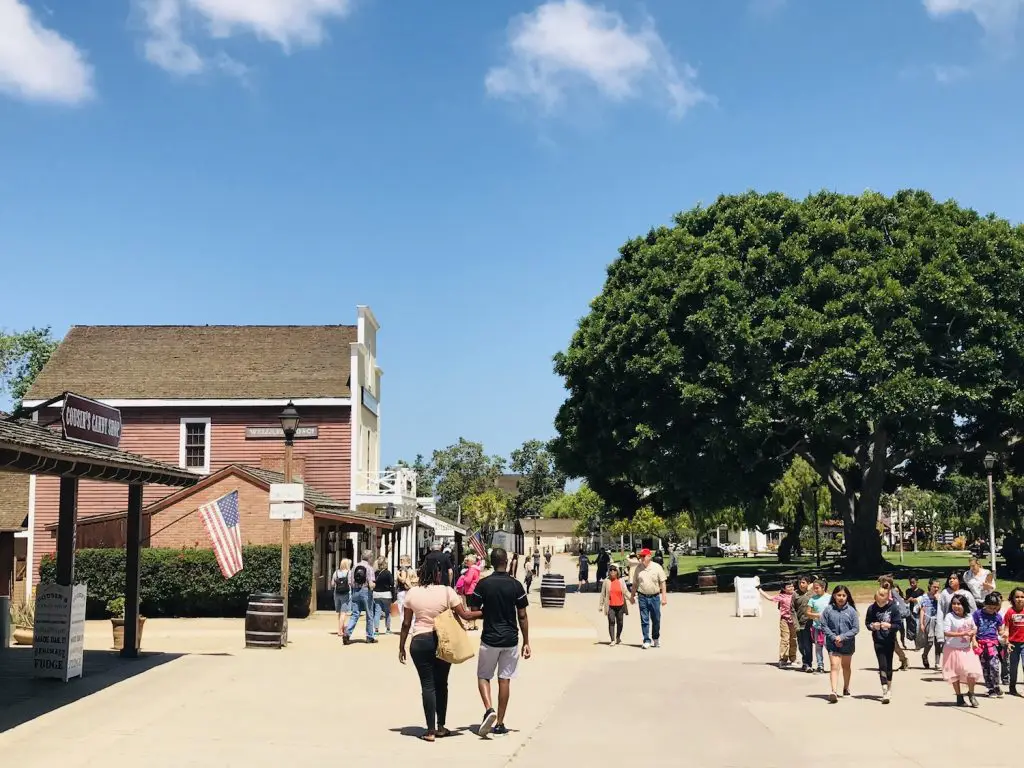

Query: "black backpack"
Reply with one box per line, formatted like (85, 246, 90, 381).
(353, 564, 368, 587)
(334, 570, 350, 595)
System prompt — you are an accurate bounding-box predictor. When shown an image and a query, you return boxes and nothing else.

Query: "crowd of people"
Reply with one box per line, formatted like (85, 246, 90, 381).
(757, 557, 1024, 708)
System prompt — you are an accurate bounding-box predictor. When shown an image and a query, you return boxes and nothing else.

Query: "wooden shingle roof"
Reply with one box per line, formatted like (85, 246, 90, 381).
(0, 471, 28, 531)
(0, 417, 199, 487)
(25, 325, 358, 401)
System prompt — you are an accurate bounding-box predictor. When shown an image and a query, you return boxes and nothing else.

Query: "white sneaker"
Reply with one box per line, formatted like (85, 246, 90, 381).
(642, 641, 651, 650)
(653, 639, 660, 648)
(881, 686, 890, 704)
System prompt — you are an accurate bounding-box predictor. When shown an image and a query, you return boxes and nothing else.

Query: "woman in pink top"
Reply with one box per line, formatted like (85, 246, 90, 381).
(399, 558, 481, 742)
(458, 555, 483, 632)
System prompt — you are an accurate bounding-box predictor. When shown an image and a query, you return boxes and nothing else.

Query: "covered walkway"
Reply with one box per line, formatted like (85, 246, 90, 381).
(1, 409, 197, 658)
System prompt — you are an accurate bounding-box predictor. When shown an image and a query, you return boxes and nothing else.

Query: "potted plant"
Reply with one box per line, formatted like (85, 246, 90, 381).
(107, 596, 145, 651)
(10, 599, 35, 646)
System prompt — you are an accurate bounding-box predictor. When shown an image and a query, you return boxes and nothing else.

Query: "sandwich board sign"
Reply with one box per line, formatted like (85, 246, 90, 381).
(734, 576, 761, 618)
(269, 483, 304, 520)
(33, 583, 87, 681)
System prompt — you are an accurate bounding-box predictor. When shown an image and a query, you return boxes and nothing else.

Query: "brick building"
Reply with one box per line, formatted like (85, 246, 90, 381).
(15, 306, 411, 606)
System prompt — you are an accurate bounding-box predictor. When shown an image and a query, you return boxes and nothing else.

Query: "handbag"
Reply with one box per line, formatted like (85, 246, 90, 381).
(434, 591, 475, 665)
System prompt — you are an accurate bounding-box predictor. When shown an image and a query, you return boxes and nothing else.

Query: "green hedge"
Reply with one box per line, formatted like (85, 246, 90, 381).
(39, 544, 313, 619)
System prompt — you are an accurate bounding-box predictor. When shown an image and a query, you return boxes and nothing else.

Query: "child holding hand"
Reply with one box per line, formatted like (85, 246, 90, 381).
(759, 580, 797, 667)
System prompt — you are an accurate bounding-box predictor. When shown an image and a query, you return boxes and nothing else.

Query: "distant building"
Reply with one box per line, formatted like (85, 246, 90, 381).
(515, 517, 579, 554)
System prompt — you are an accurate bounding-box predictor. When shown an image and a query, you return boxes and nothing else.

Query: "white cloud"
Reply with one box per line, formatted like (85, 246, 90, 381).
(141, 0, 204, 75)
(0, 0, 94, 104)
(485, 0, 707, 117)
(137, 0, 352, 76)
(923, 0, 1024, 46)
(933, 63, 970, 83)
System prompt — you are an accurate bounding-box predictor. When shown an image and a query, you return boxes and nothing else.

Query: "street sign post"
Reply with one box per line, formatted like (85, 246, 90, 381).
(269, 483, 304, 520)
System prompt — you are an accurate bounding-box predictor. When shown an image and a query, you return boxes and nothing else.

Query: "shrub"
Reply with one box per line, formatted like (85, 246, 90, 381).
(39, 544, 313, 619)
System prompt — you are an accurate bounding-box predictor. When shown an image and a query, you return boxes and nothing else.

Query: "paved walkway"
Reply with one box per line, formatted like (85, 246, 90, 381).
(1, 556, 1019, 766)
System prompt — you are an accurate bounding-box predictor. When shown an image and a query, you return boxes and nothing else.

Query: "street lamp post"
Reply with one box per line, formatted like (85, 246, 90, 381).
(279, 401, 300, 645)
(984, 453, 997, 578)
(897, 499, 904, 565)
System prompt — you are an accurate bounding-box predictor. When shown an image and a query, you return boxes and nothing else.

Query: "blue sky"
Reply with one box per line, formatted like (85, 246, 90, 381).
(2, 0, 1024, 468)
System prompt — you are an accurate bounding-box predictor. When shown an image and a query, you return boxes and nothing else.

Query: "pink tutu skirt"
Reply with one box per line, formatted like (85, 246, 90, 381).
(941, 647, 984, 684)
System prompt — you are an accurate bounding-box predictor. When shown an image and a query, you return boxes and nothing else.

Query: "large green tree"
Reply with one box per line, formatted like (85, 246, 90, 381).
(1, 327, 58, 408)
(423, 438, 506, 519)
(509, 439, 567, 518)
(553, 190, 1024, 572)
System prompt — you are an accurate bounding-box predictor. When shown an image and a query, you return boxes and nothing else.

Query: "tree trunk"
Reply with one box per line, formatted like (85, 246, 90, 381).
(778, 496, 807, 564)
(830, 486, 885, 575)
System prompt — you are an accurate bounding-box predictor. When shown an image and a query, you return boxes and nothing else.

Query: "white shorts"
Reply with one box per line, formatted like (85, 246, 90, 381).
(477, 643, 520, 681)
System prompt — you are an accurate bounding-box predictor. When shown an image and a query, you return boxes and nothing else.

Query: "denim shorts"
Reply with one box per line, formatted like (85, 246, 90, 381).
(334, 593, 351, 613)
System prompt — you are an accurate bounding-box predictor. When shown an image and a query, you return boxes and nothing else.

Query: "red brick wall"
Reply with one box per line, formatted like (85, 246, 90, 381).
(148, 474, 314, 549)
(31, 406, 349, 581)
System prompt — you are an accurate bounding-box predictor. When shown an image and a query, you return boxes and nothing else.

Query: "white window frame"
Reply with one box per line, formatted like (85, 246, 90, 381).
(179, 417, 212, 475)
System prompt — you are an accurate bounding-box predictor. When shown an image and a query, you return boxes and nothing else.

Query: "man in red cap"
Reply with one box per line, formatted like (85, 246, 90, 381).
(630, 548, 668, 649)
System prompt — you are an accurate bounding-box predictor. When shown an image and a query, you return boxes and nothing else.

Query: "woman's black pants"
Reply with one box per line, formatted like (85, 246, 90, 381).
(607, 605, 625, 642)
(874, 637, 896, 686)
(410, 633, 451, 732)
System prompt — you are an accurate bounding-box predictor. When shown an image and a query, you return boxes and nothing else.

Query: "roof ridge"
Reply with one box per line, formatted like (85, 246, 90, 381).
(68, 324, 356, 329)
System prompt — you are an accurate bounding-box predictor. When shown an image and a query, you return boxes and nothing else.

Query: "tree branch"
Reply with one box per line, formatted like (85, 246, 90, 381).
(886, 432, 1024, 469)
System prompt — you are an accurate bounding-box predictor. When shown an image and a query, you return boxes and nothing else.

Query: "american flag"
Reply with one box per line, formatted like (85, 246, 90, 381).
(468, 530, 486, 560)
(199, 491, 244, 578)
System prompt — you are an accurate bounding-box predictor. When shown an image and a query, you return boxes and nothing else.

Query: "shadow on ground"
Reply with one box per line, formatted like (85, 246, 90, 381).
(0, 647, 199, 734)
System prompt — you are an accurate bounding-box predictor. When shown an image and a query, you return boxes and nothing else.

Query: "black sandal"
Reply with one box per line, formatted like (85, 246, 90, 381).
(436, 728, 452, 738)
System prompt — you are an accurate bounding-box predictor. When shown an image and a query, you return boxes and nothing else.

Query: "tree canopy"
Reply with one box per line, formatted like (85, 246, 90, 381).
(553, 190, 1024, 572)
(399, 438, 506, 521)
(0, 327, 58, 408)
(509, 439, 566, 518)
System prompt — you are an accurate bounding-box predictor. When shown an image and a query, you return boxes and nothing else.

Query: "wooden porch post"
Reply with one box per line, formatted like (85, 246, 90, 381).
(55, 477, 79, 586)
(122, 483, 143, 658)
(0, 533, 13, 599)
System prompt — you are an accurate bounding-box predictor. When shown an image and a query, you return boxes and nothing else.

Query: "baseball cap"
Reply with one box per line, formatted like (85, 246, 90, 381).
(639, 548, 652, 557)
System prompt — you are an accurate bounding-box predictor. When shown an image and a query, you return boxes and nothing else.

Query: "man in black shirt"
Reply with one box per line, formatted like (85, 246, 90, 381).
(468, 547, 530, 738)
(423, 541, 454, 586)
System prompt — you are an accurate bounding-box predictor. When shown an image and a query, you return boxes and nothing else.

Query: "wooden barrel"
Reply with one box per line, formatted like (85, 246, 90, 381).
(245, 593, 285, 649)
(540, 574, 566, 608)
(697, 567, 718, 595)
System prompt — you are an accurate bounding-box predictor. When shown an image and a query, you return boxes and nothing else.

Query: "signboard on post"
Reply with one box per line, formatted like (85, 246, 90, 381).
(33, 583, 87, 681)
(734, 576, 761, 618)
(62, 393, 122, 449)
(491, 531, 514, 552)
(245, 426, 318, 440)
(269, 483, 304, 520)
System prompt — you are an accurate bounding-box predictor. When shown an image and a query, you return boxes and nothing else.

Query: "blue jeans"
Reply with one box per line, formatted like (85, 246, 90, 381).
(637, 594, 661, 644)
(1010, 642, 1023, 689)
(344, 588, 375, 640)
(814, 629, 825, 668)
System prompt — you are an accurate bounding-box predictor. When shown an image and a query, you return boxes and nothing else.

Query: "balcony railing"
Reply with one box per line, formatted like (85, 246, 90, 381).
(356, 469, 417, 498)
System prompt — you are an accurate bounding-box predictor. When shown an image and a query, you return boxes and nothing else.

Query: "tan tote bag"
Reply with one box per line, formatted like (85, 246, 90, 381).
(434, 592, 475, 664)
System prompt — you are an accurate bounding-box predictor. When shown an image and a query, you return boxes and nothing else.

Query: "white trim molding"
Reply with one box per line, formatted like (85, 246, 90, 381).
(179, 417, 212, 475)
(21, 397, 351, 409)
(25, 410, 38, 600)
(350, 342, 361, 509)
(357, 305, 381, 331)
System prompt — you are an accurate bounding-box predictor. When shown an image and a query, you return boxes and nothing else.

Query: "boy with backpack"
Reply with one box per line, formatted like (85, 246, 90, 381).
(342, 553, 377, 645)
